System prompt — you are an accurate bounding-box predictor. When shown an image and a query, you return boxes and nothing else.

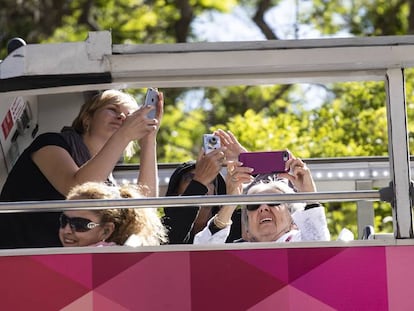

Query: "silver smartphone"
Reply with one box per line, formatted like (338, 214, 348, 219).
(144, 88, 159, 119)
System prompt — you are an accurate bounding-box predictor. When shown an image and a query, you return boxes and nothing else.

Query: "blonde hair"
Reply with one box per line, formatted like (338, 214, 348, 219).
(72, 90, 139, 158)
(66, 182, 168, 246)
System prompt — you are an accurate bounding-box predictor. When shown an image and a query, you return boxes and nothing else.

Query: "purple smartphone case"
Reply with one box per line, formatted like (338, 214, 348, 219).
(239, 151, 290, 174)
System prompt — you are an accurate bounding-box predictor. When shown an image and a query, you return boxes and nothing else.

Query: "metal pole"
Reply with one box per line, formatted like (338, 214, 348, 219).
(385, 68, 413, 238)
(0, 190, 381, 212)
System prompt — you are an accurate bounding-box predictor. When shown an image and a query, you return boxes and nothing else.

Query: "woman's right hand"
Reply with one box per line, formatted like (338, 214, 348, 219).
(116, 105, 159, 142)
(192, 148, 226, 187)
(214, 129, 247, 162)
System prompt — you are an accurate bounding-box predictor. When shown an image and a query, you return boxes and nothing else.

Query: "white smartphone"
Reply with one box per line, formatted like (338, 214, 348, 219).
(203, 134, 221, 153)
(144, 87, 159, 119)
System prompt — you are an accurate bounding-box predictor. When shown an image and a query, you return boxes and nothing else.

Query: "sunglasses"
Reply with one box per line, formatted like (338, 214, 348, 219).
(59, 213, 100, 232)
(246, 203, 282, 211)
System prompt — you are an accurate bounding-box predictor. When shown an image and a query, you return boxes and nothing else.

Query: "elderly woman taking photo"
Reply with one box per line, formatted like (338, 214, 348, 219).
(0, 89, 163, 249)
(194, 155, 331, 244)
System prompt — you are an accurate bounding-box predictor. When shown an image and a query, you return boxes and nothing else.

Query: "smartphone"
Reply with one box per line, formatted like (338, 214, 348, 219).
(238, 150, 291, 175)
(203, 134, 221, 154)
(144, 87, 159, 119)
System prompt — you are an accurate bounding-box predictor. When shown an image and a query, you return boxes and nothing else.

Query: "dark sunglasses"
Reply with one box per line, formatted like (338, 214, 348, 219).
(246, 203, 282, 211)
(59, 213, 100, 232)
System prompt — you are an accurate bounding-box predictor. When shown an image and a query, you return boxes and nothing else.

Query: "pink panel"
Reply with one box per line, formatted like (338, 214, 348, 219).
(93, 292, 130, 311)
(248, 285, 336, 311)
(61, 292, 93, 311)
(95, 252, 192, 311)
(4, 245, 414, 310)
(0, 256, 89, 310)
(190, 251, 287, 310)
(386, 246, 414, 310)
(292, 246, 388, 310)
(32, 253, 93, 289)
(228, 248, 290, 282)
(287, 247, 345, 282)
(92, 252, 151, 288)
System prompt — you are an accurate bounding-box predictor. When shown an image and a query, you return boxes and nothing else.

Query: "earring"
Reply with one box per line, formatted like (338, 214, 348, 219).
(102, 229, 109, 241)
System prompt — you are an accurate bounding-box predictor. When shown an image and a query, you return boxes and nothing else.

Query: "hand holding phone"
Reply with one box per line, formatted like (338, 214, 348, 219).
(238, 150, 291, 175)
(144, 87, 159, 119)
(203, 134, 221, 154)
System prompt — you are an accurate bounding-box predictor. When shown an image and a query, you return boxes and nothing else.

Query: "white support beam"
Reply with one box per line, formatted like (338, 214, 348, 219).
(385, 68, 413, 238)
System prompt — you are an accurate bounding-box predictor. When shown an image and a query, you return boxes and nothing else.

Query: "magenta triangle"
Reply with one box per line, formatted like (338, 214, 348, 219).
(0, 256, 89, 310)
(190, 250, 286, 310)
(249, 284, 336, 310)
(31, 253, 93, 289)
(291, 246, 388, 310)
(95, 252, 192, 310)
(92, 252, 151, 288)
(228, 248, 290, 282)
(288, 246, 345, 282)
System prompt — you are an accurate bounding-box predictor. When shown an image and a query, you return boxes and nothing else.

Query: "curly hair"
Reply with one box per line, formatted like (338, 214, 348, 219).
(66, 182, 168, 246)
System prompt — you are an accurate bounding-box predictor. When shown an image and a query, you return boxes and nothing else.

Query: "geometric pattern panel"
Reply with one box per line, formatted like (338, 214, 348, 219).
(1, 245, 413, 310)
(291, 246, 388, 310)
(386, 246, 414, 311)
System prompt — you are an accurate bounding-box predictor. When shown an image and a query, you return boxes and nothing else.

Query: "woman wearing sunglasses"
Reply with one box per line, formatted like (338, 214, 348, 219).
(194, 156, 330, 244)
(59, 182, 167, 247)
(0, 89, 163, 249)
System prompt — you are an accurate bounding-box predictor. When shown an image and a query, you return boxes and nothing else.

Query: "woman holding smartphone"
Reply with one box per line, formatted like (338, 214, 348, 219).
(60, 182, 167, 247)
(194, 155, 330, 244)
(0, 89, 163, 249)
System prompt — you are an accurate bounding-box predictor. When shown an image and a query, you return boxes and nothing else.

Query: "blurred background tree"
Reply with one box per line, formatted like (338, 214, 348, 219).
(1, 0, 412, 238)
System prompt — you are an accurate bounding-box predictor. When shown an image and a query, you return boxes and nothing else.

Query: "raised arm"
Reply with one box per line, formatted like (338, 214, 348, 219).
(278, 156, 317, 193)
(137, 91, 164, 197)
(214, 129, 247, 162)
(214, 161, 253, 226)
(194, 161, 253, 244)
(32, 103, 158, 197)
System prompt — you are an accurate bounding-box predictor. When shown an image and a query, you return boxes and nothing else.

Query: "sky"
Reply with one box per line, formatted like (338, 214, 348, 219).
(192, 0, 318, 42)
(190, 0, 334, 110)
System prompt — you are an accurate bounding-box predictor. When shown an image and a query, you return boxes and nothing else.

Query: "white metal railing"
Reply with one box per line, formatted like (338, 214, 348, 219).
(0, 190, 380, 213)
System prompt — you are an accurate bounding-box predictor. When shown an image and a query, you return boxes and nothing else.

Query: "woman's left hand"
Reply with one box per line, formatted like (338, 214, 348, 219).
(278, 157, 316, 192)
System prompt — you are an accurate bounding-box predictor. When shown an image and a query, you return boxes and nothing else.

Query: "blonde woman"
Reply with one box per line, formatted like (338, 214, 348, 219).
(0, 89, 163, 248)
(60, 182, 167, 247)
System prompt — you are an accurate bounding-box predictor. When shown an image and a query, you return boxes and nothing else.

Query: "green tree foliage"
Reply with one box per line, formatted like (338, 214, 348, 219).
(304, 0, 413, 36)
(0, 0, 237, 58)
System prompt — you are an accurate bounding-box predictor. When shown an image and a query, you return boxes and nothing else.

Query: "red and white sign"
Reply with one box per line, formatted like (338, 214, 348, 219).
(1, 110, 13, 140)
(10, 97, 25, 122)
(1, 97, 25, 140)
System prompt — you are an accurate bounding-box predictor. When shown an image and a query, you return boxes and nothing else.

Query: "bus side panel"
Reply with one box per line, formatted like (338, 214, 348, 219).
(0, 245, 409, 310)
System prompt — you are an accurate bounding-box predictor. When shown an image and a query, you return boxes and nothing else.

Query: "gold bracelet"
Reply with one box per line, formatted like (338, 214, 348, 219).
(213, 215, 233, 229)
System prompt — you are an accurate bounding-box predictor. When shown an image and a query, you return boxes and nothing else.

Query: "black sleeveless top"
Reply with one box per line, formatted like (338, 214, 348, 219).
(0, 132, 86, 248)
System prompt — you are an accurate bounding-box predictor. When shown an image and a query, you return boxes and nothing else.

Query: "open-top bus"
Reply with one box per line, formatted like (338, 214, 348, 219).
(0, 31, 413, 310)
